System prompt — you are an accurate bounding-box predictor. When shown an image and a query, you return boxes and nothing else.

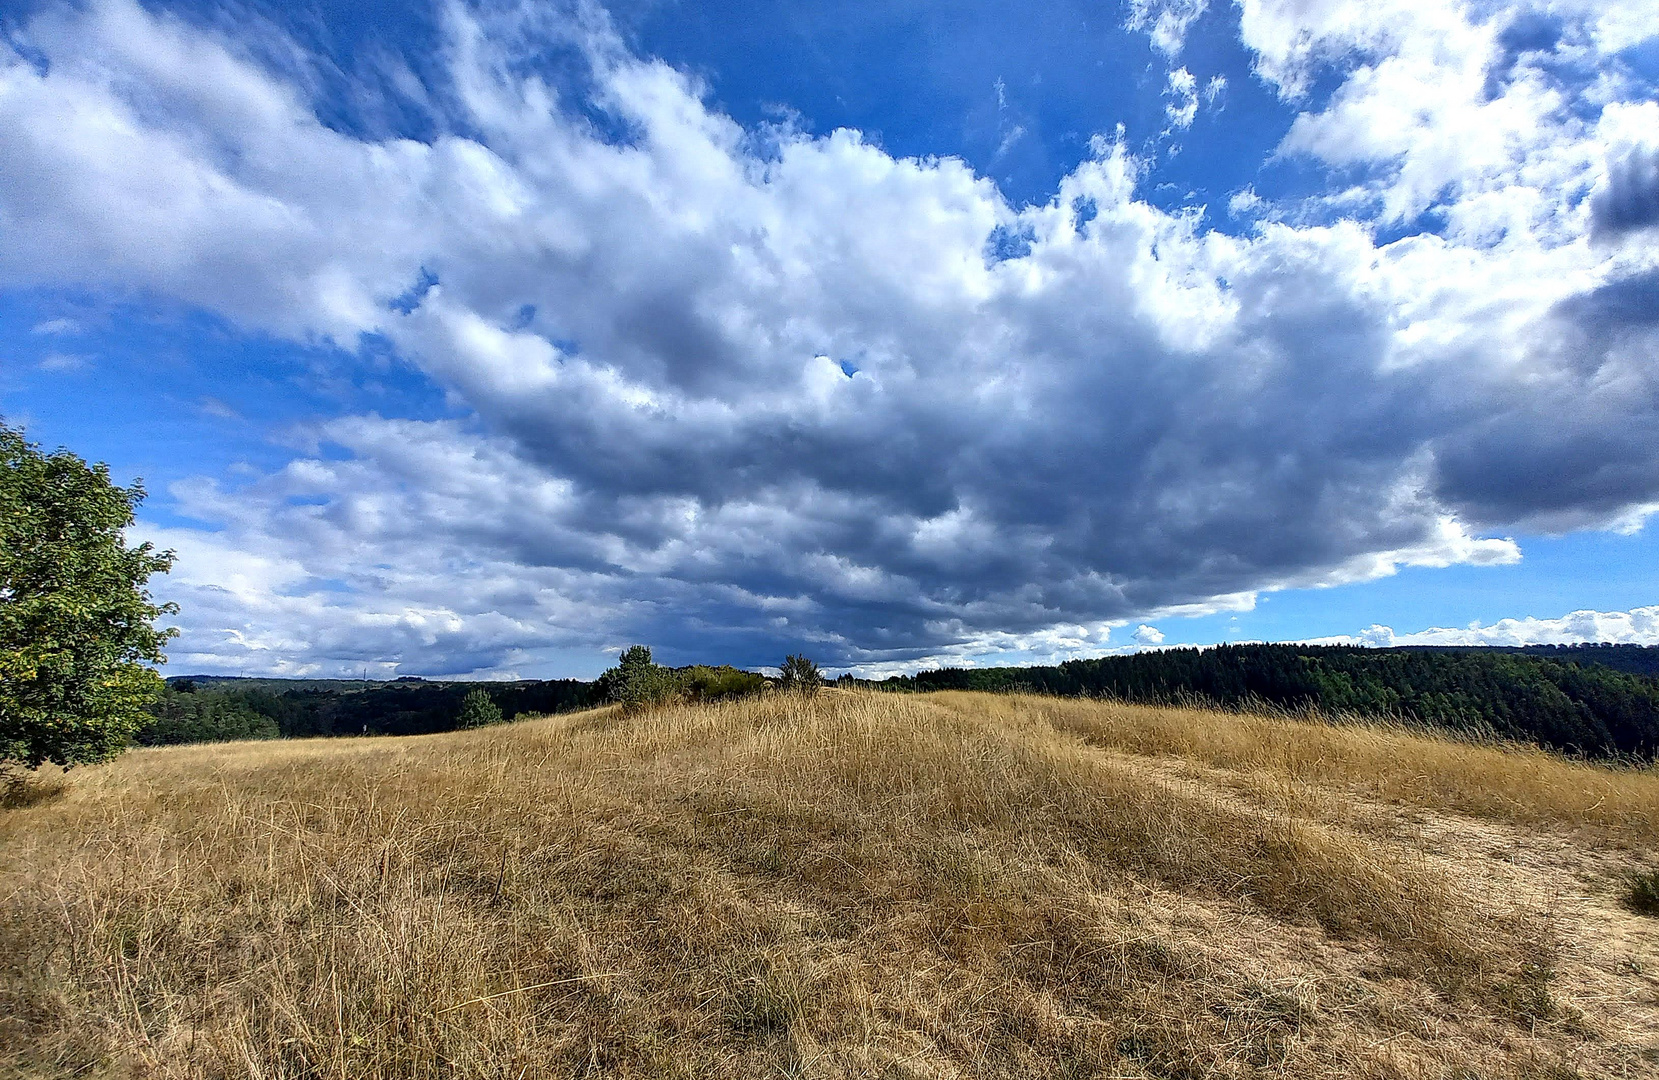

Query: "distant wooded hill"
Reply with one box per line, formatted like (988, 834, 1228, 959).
(143, 664, 760, 746)
(142, 677, 595, 744)
(867, 643, 1659, 760)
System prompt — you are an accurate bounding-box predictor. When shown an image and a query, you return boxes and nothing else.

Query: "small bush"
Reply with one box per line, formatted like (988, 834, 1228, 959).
(1625, 869, 1659, 917)
(457, 689, 504, 729)
(722, 954, 807, 1035)
(681, 665, 766, 701)
(778, 654, 824, 696)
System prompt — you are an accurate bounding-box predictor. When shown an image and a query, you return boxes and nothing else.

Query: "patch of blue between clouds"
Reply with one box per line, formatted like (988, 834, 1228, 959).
(389, 268, 439, 315)
(0, 288, 458, 525)
(1621, 38, 1659, 83)
(984, 224, 1034, 263)
(280, 577, 355, 597)
(1165, 526, 1659, 647)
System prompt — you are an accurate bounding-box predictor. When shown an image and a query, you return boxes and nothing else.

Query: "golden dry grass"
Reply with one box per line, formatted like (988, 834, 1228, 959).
(3, 690, 1657, 1078)
(981, 692, 1659, 840)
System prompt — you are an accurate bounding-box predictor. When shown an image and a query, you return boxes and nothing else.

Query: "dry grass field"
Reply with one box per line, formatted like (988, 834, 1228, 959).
(3, 690, 1658, 1078)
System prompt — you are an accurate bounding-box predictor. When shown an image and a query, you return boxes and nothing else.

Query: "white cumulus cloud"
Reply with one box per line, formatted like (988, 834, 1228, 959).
(1132, 624, 1166, 646)
(1315, 606, 1659, 648)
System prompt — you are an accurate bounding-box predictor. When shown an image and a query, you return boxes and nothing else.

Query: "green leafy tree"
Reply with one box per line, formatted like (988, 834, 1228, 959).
(598, 645, 683, 713)
(778, 654, 823, 696)
(457, 688, 505, 728)
(0, 421, 176, 768)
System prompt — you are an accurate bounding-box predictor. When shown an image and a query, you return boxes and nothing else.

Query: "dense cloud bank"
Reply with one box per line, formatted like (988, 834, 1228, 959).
(3, 0, 1659, 674)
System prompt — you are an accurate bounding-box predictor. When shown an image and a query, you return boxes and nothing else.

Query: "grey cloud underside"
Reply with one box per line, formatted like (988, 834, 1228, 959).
(1430, 270, 1659, 529)
(4, 0, 1659, 674)
(1593, 143, 1659, 237)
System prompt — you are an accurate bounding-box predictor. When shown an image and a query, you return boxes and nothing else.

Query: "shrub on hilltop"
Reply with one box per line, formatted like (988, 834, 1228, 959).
(597, 646, 684, 713)
(680, 664, 766, 701)
(1625, 869, 1659, 917)
(778, 654, 824, 696)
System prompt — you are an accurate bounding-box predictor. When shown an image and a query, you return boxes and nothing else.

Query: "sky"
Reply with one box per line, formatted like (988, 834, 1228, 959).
(2, 0, 1659, 679)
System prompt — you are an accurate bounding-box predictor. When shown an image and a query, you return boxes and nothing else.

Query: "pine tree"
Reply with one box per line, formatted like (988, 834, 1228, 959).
(457, 688, 504, 728)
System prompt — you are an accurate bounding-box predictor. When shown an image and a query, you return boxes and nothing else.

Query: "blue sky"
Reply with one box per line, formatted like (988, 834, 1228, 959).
(3, 0, 1658, 678)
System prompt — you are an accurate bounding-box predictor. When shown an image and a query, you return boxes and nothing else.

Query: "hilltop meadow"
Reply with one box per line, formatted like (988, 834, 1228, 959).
(4, 690, 1658, 1078)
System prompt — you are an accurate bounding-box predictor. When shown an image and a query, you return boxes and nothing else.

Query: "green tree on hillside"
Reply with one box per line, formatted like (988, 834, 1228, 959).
(457, 688, 504, 728)
(0, 421, 176, 768)
(597, 645, 682, 712)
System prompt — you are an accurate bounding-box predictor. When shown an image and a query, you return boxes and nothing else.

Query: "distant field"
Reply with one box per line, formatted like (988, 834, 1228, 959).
(4, 692, 1657, 1078)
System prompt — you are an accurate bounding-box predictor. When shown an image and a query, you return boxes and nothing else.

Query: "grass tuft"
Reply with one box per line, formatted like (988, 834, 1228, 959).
(0, 766, 69, 810)
(722, 952, 809, 1035)
(1625, 869, 1659, 917)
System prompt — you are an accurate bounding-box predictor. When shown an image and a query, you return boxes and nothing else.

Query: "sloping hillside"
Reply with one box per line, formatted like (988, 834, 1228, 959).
(3, 692, 1657, 1078)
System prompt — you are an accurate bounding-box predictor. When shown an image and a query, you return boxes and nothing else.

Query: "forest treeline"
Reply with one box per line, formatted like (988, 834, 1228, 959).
(866, 644, 1659, 759)
(138, 644, 1659, 760)
(1400, 642, 1659, 677)
(135, 660, 770, 746)
(135, 678, 596, 745)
